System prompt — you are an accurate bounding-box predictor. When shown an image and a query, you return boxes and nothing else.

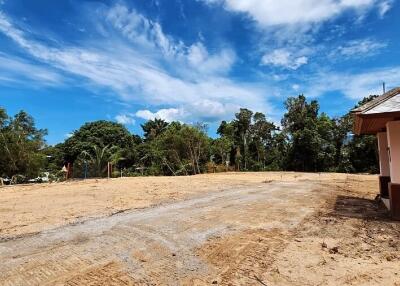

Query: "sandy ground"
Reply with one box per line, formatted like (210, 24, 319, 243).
(0, 172, 399, 285)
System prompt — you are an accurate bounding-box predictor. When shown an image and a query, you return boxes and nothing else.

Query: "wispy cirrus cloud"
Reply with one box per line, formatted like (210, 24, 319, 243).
(105, 4, 182, 57)
(0, 53, 63, 86)
(331, 38, 387, 58)
(0, 0, 396, 131)
(301, 66, 400, 100)
(201, 0, 393, 71)
(378, 0, 394, 17)
(104, 4, 236, 77)
(0, 6, 271, 123)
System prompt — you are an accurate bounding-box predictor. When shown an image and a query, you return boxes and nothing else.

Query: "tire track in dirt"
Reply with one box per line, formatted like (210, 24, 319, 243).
(0, 181, 323, 285)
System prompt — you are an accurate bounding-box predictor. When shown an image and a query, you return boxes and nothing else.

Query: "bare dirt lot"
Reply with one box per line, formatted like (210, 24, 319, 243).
(0, 172, 399, 285)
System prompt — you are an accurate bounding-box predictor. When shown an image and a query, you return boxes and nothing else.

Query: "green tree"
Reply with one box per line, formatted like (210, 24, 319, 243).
(41, 144, 65, 173)
(216, 120, 236, 168)
(234, 108, 253, 170)
(0, 107, 7, 128)
(211, 137, 233, 166)
(62, 120, 136, 163)
(180, 124, 210, 174)
(79, 145, 121, 177)
(145, 122, 210, 175)
(147, 122, 186, 175)
(337, 95, 379, 173)
(315, 113, 337, 171)
(332, 115, 352, 169)
(217, 120, 235, 139)
(141, 118, 169, 141)
(282, 95, 321, 171)
(265, 132, 289, 170)
(0, 109, 47, 179)
(250, 112, 277, 169)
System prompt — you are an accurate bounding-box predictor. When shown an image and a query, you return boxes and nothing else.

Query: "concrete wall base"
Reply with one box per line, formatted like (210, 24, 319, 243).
(389, 183, 400, 220)
(381, 198, 391, 210)
(379, 176, 391, 198)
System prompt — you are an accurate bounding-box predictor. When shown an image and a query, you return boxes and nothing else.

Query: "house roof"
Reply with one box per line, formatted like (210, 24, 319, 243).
(352, 87, 400, 135)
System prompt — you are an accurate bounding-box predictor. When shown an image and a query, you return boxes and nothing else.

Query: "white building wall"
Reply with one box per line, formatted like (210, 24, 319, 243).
(378, 132, 390, 176)
(387, 121, 400, 184)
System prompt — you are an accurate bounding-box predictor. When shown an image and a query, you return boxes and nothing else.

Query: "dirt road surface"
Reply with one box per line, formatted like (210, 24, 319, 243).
(0, 173, 399, 285)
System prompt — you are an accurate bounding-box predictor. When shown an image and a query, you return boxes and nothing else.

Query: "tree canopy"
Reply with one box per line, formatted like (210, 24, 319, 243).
(0, 109, 47, 179)
(0, 93, 379, 181)
(62, 120, 136, 163)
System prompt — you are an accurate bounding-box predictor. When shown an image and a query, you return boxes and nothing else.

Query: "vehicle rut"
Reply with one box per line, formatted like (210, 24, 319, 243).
(0, 181, 322, 285)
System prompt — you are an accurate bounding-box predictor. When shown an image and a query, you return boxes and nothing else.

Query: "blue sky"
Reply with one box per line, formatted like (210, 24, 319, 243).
(0, 0, 399, 144)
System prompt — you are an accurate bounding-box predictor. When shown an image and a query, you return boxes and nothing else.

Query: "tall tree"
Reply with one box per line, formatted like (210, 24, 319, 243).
(0, 107, 7, 128)
(266, 132, 289, 170)
(211, 137, 233, 167)
(282, 95, 321, 171)
(0, 109, 47, 178)
(134, 122, 208, 175)
(250, 112, 277, 169)
(234, 108, 253, 170)
(141, 118, 169, 141)
(332, 115, 352, 169)
(315, 113, 337, 171)
(338, 95, 379, 173)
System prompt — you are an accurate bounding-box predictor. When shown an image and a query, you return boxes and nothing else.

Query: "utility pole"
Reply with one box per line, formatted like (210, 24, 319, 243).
(84, 161, 88, 179)
(383, 82, 386, 94)
(67, 162, 72, 180)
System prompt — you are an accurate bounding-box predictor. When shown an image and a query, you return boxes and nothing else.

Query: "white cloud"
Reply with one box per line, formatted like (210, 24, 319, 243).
(378, 1, 393, 17)
(105, 4, 235, 77)
(135, 99, 241, 123)
(0, 8, 271, 123)
(333, 38, 386, 58)
(303, 67, 400, 100)
(292, 84, 300, 91)
(202, 0, 382, 26)
(261, 49, 308, 70)
(185, 42, 236, 76)
(106, 4, 182, 57)
(191, 99, 237, 120)
(1, 2, 395, 128)
(115, 113, 135, 125)
(0, 53, 62, 85)
(201, 1, 391, 70)
(135, 108, 185, 122)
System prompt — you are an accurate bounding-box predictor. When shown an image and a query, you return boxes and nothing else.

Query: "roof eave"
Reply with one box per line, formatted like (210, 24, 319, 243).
(352, 87, 400, 114)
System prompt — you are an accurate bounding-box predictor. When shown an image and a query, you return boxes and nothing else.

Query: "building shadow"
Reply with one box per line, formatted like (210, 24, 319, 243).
(332, 195, 394, 222)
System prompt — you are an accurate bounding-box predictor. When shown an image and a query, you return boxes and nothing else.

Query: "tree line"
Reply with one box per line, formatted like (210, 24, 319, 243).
(0, 94, 379, 182)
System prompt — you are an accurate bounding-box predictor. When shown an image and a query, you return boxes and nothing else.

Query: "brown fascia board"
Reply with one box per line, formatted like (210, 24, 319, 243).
(358, 110, 400, 119)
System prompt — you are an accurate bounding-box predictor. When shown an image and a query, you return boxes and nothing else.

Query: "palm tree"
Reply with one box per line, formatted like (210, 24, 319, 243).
(141, 118, 169, 141)
(81, 145, 121, 177)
